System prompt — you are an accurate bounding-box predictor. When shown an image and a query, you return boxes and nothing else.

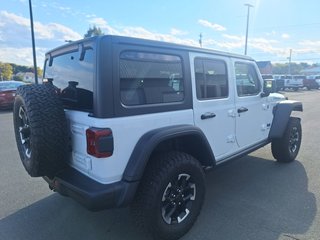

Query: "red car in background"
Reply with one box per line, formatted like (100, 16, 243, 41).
(303, 76, 320, 90)
(0, 81, 26, 109)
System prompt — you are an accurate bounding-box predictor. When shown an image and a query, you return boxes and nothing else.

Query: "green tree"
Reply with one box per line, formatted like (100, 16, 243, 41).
(13, 75, 23, 81)
(84, 25, 104, 38)
(272, 62, 312, 75)
(0, 62, 13, 80)
(11, 63, 31, 75)
(37, 67, 43, 77)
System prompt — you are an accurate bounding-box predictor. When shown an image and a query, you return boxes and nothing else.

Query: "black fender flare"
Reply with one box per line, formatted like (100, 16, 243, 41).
(269, 100, 303, 139)
(122, 125, 215, 182)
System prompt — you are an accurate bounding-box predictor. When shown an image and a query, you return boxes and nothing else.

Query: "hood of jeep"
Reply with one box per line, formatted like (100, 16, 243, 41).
(268, 93, 286, 102)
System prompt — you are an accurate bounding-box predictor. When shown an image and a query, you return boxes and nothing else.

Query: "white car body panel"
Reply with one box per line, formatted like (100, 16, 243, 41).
(65, 52, 281, 184)
(66, 109, 194, 184)
(190, 53, 238, 161)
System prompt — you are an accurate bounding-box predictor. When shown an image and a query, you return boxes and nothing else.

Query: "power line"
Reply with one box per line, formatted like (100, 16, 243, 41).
(250, 51, 320, 56)
(277, 57, 320, 62)
(252, 22, 320, 31)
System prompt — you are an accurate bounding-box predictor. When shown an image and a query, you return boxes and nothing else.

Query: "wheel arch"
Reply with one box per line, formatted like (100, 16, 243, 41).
(122, 125, 215, 182)
(269, 100, 303, 139)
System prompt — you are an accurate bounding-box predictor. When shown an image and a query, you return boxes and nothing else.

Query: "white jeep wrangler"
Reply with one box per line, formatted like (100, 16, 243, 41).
(13, 35, 302, 240)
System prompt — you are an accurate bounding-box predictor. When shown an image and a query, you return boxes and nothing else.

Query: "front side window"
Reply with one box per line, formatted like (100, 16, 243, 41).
(194, 58, 228, 99)
(120, 51, 184, 106)
(235, 62, 261, 97)
(44, 48, 94, 111)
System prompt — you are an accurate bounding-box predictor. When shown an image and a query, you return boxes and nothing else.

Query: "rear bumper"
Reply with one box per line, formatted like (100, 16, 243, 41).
(44, 167, 139, 211)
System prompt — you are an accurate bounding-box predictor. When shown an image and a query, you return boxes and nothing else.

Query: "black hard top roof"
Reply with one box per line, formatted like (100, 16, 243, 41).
(46, 35, 254, 62)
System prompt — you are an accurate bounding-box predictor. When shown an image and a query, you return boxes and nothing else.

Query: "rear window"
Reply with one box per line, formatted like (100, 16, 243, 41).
(44, 48, 94, 112)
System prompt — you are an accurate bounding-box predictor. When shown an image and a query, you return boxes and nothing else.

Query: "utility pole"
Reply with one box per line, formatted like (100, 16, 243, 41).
(288, 49, 292, 76)
(199, 33, 203, 48)
(244, 3, 253, 55)
(28, 0, 38, 84)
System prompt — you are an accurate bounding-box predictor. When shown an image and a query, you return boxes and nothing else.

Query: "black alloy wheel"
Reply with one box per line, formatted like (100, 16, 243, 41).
(161, 173, 196, 225)
(17, 105, 32, 159)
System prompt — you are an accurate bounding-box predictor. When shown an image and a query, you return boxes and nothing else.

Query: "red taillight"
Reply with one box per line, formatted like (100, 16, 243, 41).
(86, 128, 113, 158)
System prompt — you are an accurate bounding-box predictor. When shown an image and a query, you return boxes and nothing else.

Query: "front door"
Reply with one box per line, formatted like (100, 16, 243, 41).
(191, 54, 237, 161)
(233, 60, 269, 149)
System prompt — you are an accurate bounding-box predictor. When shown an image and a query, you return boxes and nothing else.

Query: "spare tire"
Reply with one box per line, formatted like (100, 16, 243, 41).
(13, 84, 69, 177)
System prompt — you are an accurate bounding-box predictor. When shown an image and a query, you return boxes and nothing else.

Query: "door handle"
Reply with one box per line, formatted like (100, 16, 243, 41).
(201, 112, 216, 120)
(237, 107, 248, 113)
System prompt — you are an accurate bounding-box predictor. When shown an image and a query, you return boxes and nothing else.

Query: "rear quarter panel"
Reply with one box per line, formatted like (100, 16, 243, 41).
(65, 109, 194, 184)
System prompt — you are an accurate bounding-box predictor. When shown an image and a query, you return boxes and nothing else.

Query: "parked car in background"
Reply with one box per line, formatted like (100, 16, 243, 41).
(0, 81, 26, 109)
(272, 75, 285, 91)
(304, 75, 320, 90)
(283, 75, 304, 91)
(316, 76, 320, 87)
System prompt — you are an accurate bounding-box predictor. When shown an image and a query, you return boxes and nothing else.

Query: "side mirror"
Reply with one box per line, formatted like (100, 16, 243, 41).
(261, 79, 274, 97)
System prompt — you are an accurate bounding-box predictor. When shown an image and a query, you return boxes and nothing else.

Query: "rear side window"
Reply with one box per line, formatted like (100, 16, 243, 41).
(119, 51, 184, 106)
(194, 58, 228, 99)
(44, 48, 94, 112)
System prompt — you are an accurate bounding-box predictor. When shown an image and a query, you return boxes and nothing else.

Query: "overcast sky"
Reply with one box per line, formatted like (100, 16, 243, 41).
(1, 0, 320, 66)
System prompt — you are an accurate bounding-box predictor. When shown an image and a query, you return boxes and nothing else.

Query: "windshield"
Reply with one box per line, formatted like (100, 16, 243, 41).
(44, 48, 94, 112)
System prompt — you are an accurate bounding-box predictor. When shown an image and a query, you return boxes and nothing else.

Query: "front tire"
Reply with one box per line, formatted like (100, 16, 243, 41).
(271, 117, 302, 163)
(131, 152, 205, 240)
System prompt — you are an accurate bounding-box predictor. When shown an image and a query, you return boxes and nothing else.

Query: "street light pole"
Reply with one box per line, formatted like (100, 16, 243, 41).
(244, 3, 253, 55)
(288, 49, 292, 75)
(28, 0, 38, 84)
(199, 33, 203, 48)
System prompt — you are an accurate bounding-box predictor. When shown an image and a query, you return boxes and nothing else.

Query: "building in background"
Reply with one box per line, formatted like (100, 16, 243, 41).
(257, 61, 273, 74)
(16, 72, 35, 83)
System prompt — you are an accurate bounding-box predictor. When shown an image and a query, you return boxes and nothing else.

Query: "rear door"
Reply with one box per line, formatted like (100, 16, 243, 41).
(191, 53, 237, 161)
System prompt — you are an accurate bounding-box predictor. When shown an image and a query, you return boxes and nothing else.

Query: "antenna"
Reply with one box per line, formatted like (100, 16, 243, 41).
(28, 0, 38, 84)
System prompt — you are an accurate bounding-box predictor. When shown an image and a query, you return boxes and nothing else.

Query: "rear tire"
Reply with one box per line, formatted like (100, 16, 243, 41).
(13, 84, 69, 177)
(131, 152, 205, 240)
(271, 117, 302, 163)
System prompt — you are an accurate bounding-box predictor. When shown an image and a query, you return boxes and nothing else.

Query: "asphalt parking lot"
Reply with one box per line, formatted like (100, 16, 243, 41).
(0, 90, 319, 240)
